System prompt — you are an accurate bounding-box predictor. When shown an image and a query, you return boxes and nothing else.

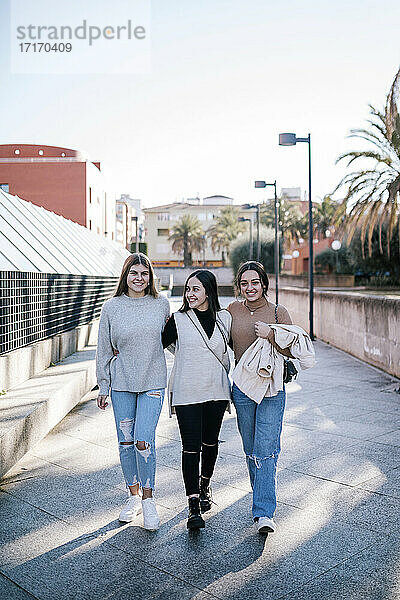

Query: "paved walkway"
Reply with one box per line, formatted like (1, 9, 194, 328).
(1, 299, 400, 600)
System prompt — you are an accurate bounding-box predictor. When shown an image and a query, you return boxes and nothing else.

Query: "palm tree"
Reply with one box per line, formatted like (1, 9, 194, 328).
(260, 196, 306, 248)
(313, 195, 339, 239)
(207, 207, 245, 265)
(334, 66, 400, 257)
(169, 215, 205, 267)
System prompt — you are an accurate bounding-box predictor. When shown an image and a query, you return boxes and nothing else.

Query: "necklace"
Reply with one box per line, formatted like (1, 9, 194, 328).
(243, 299, 267, 316)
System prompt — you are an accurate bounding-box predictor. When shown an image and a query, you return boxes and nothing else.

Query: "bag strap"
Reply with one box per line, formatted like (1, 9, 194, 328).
(275, 304, 279, 324)
(186, 311, 229, 374)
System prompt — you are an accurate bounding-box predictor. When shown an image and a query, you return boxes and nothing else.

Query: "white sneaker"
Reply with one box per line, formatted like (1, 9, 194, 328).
(256, 517, 276, 534)
(142, 497, 160, 531)
(118, 494, 142, 522)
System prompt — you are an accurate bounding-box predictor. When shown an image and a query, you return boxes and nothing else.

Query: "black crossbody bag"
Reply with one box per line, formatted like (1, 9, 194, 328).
(275, 305, 298, 384)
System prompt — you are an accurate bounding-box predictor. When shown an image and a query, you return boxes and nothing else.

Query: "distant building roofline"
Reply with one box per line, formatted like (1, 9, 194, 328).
(203, 195, 233, 200)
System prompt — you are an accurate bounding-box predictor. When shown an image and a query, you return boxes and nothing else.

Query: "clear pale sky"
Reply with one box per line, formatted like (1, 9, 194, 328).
(1, 0, 400, 207)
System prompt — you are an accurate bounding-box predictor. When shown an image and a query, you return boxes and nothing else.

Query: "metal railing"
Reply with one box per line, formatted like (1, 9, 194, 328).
(0, 272, 117, 355)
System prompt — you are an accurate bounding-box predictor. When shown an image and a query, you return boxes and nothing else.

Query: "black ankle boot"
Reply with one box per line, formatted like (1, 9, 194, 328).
(187, 497, 205, 530)
(199, 477, 213, 513)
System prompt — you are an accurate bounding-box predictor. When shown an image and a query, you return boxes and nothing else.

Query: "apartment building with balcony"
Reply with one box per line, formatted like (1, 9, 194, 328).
(144, 195, 241, 266)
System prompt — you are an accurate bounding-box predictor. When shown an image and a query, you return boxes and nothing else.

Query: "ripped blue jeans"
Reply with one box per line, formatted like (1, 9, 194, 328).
(111, 389, 164, 490)
(232, 383, 285, 520)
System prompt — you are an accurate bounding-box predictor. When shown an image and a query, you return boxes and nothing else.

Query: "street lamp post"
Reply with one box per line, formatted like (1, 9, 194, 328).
(331, 239, 341, 274)
(254, 180, 279, 305)
(238, 216, 253, 259)
(132, 216, 139, 252)
(279, 133, 314, 340)
(241, 204, 261, 261)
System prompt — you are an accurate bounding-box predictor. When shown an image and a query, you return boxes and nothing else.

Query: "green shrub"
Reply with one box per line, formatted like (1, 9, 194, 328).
(315, 225, 400, 285)
(346, 227, 400, 284)
(315, 246, 354, 274)
(229, 227, 281, 277)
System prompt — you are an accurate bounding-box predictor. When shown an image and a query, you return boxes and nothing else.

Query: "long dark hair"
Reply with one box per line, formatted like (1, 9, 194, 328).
(179, 269, 221, 320)
(114, 253, 158, 298)
(234, 261, 269, 297)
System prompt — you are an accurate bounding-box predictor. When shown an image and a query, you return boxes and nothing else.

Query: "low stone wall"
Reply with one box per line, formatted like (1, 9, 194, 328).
(155, 266, 234, 287)
(279, 287, 400, 379)
(274, 274, 355, 288)
(0, 320, 99, 392)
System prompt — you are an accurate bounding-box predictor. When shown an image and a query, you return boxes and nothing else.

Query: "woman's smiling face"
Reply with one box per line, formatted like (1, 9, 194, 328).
(185, 276, 209, 311)
(126, 263, 150, 297)
(239, 269, 264, 302)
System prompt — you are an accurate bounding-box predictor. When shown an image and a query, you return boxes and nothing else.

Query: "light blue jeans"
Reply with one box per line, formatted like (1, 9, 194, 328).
(232, 383, 286, 520)
(111, 389, 164, 490)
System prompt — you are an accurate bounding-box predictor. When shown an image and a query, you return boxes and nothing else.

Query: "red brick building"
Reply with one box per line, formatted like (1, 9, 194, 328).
(0, 144, 115, 240)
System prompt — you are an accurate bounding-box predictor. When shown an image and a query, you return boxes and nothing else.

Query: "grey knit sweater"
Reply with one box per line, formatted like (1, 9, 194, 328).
(96, 294, 170, 396)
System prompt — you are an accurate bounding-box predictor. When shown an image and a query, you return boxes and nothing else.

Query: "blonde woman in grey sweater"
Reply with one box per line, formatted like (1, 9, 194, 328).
(96, 253, 170, 530)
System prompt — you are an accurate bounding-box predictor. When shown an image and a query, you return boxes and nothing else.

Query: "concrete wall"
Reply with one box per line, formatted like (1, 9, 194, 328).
(279, 287, 400, 379)
(155, 266, 234, 287)
(0, 320, 99, 392)
(276, 274, 355, 288)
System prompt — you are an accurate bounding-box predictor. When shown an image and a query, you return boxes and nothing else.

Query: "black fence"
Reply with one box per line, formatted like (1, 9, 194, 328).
(0, 272, 118, 355)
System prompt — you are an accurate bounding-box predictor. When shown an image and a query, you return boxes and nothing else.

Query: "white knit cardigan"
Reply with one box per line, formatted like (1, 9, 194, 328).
(167, 309, 232, 410)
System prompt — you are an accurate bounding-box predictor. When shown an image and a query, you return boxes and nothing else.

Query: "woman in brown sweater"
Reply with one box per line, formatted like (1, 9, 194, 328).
(228, 261, 293, 535)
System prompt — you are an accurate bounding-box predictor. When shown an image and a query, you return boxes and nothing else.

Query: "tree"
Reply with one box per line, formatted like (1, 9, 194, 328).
(347, 225, 400, 284)
(313, 195, 339, 238)
(206, 206, 245, 265)
(260, 196, 306, 248)
(315, 224, 400, 284)
(169, 215, 204, 267)
(314, 246, 354, 275)
(334, 66, 400, 257)
(229, 227, 280, 276)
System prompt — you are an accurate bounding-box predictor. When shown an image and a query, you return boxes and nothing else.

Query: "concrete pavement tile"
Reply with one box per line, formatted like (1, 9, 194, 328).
(277, 469, 352, 509)
(284, 415, 397, 441)
(370, 429, 400, 447)
(344, 411, 400, 428)
(0, 491, 89, 568)
(291, 440, 400, 486)
(51, 413, 116, 447)
(211, 451, 252, 491)
(1, 535, 213, 600)
(285, 403, 376, 422)
(285, 390, 358, 411)
(0, 573, 37, 600)
(115, 501, 378, 600)
(282, 531, 400, 600)
(279, 428, 358, 469)
(1, 478, 134, 533)
(1, 452, 70, 485)
(155, 437, 182, 468)
(278, 468, 400, 534)
(357, 466, 400, 499)
(341, 490, 400, 534)
(30, 432, 120, 473)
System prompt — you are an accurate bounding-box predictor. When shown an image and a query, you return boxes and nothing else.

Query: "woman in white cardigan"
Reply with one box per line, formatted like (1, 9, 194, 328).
(162, 270, 231, 530)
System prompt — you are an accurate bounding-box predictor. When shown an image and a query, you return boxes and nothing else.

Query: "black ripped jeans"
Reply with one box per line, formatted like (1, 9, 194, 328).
(175, 400, 228, 496)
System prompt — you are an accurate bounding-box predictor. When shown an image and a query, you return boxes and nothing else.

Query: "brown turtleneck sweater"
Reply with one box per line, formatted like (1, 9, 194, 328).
(227, 297, 292, 362)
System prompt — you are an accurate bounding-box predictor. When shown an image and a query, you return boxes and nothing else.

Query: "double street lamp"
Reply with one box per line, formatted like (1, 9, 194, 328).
(279, 133, 314, 340)
(254, 180, 279, 305)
